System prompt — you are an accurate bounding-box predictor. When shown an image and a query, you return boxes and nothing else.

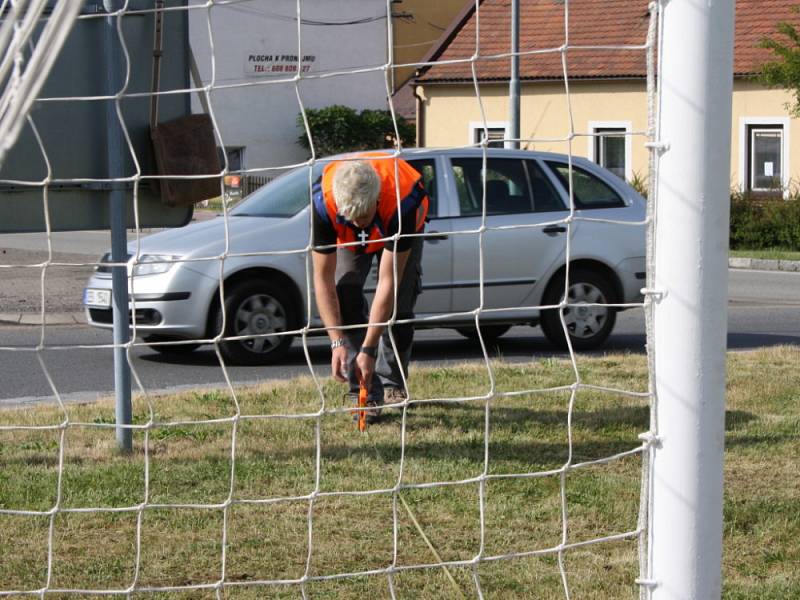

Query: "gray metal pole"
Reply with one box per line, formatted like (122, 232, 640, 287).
(506, 0, 520, 149)
(104, 2, 132, 452)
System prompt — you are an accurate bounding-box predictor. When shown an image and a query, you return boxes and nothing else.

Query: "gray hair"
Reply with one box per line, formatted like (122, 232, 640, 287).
(332, 160, 381, 221)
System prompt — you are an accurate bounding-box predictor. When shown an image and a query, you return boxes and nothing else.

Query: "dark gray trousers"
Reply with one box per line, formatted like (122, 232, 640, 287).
(334, 237, 423, 402)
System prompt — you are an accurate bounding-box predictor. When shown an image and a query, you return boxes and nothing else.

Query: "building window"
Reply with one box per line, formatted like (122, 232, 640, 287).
(587, 121, 631, 181)
(587, 122, 631, 180)
(594, 128, 626, 179)
(218, 146, 246, 172)
(476, 128, 506, 148)
(469, 121, 508, 148)
(748, 125, 783, 192)
(740, 118, 789, 196)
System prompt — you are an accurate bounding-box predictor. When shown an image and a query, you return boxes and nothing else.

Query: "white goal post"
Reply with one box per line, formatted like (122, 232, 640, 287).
(0, 1, 735, 598)
(649, 1, 734, 598)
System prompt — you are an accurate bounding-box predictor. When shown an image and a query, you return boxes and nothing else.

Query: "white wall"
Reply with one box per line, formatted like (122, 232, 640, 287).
(189, 0, 389, 171)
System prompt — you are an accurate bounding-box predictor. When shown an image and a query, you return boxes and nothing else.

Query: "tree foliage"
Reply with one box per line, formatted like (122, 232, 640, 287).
(296, 105, 415, 156)
(758, 7, 800, 116)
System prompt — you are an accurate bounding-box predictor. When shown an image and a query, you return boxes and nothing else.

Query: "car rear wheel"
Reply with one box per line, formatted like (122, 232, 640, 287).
(540, 268, 617, 351)
(455, 324, 511, 343)
(144, 335, 201, 355)
(215, 279, 295, 365)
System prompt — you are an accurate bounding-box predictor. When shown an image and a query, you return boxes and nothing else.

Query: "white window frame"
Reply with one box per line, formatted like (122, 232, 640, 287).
(468, 121, 508, 148)
(587, 120, 632, 181)
(739, 117, 790, 196)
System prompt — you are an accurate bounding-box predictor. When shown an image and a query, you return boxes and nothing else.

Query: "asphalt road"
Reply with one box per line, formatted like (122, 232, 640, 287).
(1, 270, 798, 405)
(1, 229, 799, 405)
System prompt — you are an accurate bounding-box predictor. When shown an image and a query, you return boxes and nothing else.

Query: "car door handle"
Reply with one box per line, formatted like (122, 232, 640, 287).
(542, 225, 567, 235)
(426, 230, 448, 242)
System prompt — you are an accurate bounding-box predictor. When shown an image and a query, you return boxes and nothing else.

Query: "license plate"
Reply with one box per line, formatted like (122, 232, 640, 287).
(83, 288, 111, 308)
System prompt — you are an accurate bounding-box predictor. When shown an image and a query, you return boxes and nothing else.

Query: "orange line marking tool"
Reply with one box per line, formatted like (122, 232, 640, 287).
(357, 383, 368, 432)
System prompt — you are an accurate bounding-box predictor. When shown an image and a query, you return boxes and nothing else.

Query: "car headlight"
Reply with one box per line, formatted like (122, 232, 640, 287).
(131, 254, 182, 276)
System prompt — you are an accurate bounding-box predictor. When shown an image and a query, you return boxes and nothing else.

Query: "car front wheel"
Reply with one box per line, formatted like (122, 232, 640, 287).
(214, 279, 295, 365)
(540, 268, 617, 351)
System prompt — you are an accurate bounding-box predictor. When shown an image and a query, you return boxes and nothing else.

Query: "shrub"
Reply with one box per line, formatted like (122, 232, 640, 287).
(729, 193, 800, 250)
(297, 105, 415, 156)
(627, 171, 649, 198)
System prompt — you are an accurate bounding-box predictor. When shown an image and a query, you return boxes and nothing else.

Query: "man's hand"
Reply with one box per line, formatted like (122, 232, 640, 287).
(355, 352, 376, 392)
(331, 344, 348, 382)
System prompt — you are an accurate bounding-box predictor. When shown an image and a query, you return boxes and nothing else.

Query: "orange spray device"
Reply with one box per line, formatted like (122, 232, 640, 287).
(357, 383, 368, 432)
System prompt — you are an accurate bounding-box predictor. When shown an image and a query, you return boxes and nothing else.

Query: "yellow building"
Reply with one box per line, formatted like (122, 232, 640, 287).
(412, 0, 797, 195)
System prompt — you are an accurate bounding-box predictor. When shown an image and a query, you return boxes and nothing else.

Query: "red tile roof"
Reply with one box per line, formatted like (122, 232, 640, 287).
(417, 0, 800, 83)
(736, 0, 800, 75)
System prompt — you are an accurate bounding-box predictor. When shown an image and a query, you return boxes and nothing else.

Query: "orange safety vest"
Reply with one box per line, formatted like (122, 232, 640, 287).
(313, 153, 429, 253)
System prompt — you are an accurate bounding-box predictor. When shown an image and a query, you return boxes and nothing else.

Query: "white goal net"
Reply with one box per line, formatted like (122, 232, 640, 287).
(0, 1, 733, 598)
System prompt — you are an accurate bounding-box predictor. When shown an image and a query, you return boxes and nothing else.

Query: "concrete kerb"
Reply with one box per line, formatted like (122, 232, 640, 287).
(0, 257, 797, 327)
(19, 312, 87, 325)
(729, 257, 800, 272)
(0, 312, 87, 326)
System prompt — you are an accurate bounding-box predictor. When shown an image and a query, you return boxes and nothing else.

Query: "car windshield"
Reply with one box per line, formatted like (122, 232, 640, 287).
(230, 164, 322, 218)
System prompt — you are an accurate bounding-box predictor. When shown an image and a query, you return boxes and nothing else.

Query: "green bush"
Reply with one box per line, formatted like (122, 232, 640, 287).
(296, 105, 415, 156)
(730, 193, 800, 251)
(617, 176, 800, 250)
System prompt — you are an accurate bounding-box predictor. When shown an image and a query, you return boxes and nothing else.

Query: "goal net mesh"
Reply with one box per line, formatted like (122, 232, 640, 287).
(0, 1, 663, 597)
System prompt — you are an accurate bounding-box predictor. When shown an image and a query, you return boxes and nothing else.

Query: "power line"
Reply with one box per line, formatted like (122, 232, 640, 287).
(223, 3, 387, 27)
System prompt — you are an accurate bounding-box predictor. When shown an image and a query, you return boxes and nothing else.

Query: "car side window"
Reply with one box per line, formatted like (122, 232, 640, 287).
(526, 160, 566, 212)
(450, 157, 533, 216)
(546, 162, 625, 209)
(406, 159, 437, 217)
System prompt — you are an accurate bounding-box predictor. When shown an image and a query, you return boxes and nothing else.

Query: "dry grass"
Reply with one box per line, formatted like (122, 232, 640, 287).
(0, 347, 798, 599)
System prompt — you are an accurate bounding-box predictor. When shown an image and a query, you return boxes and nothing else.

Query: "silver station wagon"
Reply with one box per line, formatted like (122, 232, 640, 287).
(83, 148, 646, 364)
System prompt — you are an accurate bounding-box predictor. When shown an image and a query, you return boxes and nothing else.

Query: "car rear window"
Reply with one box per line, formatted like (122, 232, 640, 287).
(450, 157, 565, 215)
(546, 162, 625, 209)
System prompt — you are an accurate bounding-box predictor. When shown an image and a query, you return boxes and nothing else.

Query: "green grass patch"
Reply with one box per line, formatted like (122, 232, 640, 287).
(196, 194, 245, 214)
(195, 196, 225, 213)
(1, 348, 798, 598)
(730, 248, 800, 262)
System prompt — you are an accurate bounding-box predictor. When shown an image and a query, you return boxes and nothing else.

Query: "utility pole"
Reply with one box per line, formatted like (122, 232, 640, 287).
(104, 0, 132, 452)
(506, 0, 520, 149)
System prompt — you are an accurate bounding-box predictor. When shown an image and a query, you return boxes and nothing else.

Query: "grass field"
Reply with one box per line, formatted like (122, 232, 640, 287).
(1, 347, 798, 599)
(729, 249, 800, 262)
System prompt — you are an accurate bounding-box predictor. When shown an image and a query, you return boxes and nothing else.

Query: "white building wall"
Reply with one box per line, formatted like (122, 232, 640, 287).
(189, 0, 389, 171)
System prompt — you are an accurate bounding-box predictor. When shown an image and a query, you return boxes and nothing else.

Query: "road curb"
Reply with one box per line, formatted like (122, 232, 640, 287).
(0, 312, 86, 326)
(728, 257, 800, 272)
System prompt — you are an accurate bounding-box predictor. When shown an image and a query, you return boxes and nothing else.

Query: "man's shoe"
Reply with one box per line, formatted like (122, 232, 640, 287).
(363, 397, 383, 424)
(384, 387, 407, 405)
(348, 394, 383, 424)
